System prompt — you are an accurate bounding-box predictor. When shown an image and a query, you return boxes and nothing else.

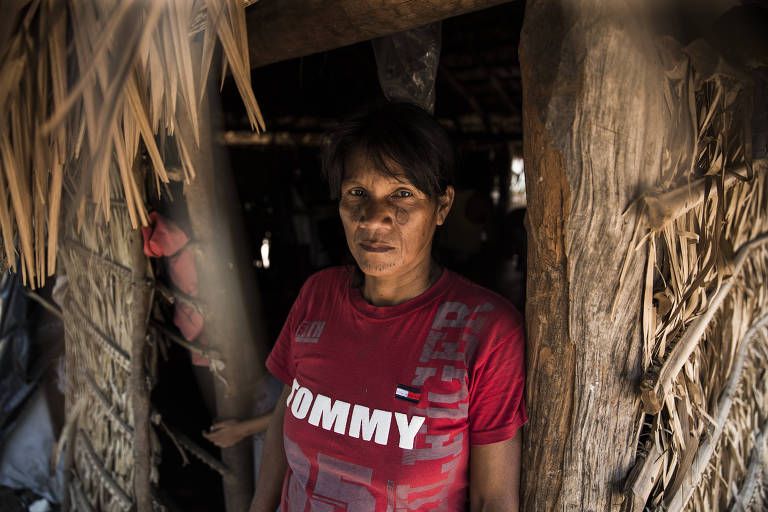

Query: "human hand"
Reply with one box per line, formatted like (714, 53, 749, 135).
(203, 419, 246, 448)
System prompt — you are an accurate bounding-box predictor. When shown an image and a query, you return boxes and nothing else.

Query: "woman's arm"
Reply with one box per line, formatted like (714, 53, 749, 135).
(203, 414, 273, 448)
(250, 385, 291, 512)
(469, 432, 522, 512)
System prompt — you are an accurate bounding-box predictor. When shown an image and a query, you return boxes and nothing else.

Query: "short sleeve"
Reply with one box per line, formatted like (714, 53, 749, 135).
(266, 279, 312, 386)
(468, 319, 527, 446)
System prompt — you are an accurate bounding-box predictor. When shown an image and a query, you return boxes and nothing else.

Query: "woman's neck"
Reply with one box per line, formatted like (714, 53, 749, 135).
(361, 259, 441, 306)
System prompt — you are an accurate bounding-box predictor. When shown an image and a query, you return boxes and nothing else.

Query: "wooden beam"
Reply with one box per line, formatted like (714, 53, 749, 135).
(519, 1, 680, 510)
(218, 130, 324, 147)
(184, 44, 269, 512)
(640, 163, 756, 233)
(246, 0, 513, 68)
(129, 160, 153, 512)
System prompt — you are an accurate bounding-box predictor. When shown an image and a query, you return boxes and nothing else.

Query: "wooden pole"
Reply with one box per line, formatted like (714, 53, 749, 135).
(246, 0, 512, 68)
(184, 69, 269, 512)
(130, 159, 153, 512)
(519, 1, 678, 510)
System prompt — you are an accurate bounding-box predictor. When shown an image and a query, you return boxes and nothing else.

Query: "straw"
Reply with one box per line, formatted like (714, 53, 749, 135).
(0, 0, 263, 287)
(626, 42, 768, 511)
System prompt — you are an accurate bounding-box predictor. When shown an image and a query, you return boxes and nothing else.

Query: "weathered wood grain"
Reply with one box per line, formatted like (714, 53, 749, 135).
(129, 160, 153, 512)
(520, 1, 676, 510)
(184, 56, 269, 512)
(246, 0, 512, 68)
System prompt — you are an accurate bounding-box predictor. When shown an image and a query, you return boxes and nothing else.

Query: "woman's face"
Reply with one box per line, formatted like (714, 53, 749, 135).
(339, 149, 453, 279)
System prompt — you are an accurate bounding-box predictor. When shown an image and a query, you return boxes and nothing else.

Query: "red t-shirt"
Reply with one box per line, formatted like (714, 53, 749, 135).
(267, 267, 526, 511)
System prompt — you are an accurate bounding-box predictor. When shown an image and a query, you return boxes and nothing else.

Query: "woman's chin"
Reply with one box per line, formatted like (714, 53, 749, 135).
(354, 255, 399, 277)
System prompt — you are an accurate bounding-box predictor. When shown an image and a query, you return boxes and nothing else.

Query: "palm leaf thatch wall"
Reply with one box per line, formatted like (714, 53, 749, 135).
(0, 0, 264, 510)
(59, 160, 151, 511)
(624, 39, 768, 511)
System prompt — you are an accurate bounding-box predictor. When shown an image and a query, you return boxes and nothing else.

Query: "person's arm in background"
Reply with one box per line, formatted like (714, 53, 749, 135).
(203, 413, 273, 448)
(250, 385, 291, 512)
(469, 431, 522, 512)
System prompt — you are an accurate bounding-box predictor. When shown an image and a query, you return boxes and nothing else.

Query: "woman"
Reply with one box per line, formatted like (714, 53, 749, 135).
(251, 102, 526, 511)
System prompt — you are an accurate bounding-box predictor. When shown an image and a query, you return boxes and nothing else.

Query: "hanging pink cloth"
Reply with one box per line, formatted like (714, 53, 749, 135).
(168, 250, 198, 297)
(142, 212, 188, 257)
(142, 212, 210, 366)
(174, 302, 203, 341)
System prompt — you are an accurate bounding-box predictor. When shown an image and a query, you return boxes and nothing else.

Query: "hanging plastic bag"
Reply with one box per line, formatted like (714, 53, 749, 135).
(372, 22, 441, 114)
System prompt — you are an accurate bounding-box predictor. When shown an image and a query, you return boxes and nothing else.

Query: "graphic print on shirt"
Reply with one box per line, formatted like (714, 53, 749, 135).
(283, 380, 427, 511)
(295, 320, 326, 343)
(285, 435, 377, 511)
(286, 378, 426, 449)
(394, 384, 421, 404)
(395, 301, 494, 510)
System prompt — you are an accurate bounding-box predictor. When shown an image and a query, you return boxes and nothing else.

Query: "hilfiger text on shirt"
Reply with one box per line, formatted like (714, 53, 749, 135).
(286, 378, 426, 450)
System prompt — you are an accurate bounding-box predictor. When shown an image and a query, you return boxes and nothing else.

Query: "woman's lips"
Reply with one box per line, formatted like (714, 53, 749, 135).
(359, 242, 394, 253)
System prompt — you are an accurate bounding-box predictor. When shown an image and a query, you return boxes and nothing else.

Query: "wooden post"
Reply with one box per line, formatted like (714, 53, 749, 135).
(519, 1, 674, 510)
(130, 161, 153, 512)
(184, 88, 269, 511)
(246, 0, 512, 68)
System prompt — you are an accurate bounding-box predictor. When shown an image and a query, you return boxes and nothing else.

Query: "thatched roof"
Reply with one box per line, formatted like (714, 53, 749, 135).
(0, 0, 263, 288)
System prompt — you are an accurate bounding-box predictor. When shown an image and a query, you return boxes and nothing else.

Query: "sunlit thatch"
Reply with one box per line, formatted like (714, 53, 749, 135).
(624, 38, 768, 511)
(0, 0, 263, 288)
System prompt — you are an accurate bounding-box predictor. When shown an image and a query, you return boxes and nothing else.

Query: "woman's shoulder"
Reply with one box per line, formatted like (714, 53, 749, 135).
(303, 265, 351, 287)
(441, 269, 523, 328)
(296, 266, 352, 299)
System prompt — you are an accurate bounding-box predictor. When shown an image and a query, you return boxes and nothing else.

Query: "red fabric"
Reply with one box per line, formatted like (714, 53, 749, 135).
(173, 303, 211, 366)
(174, 303, 203, 341)
(190, 333, 212, 367)
(267, 267, 526, 511)
(142, 211, 189, 257)
(168, 249, 198, 297)
(142, 212, 209, 367)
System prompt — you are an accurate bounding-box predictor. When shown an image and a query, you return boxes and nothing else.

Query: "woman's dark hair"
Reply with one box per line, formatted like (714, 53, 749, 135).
(321, 102, 455, 199)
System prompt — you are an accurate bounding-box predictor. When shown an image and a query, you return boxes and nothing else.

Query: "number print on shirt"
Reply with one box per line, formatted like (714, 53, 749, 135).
(285, 435, 311, 512)
(312, 454, 376, 510)
(285, 434, 376, 511)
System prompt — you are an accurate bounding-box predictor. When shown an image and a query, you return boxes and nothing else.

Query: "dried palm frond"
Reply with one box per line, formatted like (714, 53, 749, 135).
(626, 37, 768, 512)
(0, 0, 264, 288)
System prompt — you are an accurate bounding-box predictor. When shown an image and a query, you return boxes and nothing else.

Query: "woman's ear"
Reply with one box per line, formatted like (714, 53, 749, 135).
(436, 186, 455, 226)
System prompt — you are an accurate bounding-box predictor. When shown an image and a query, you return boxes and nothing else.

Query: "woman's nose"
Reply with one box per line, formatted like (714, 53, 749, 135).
(359, 197, 393, 227)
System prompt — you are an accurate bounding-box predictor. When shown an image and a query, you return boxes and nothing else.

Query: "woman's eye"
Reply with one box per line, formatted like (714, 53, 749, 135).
(393, 190, 413, 198)
(348, 189, 365, 197)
